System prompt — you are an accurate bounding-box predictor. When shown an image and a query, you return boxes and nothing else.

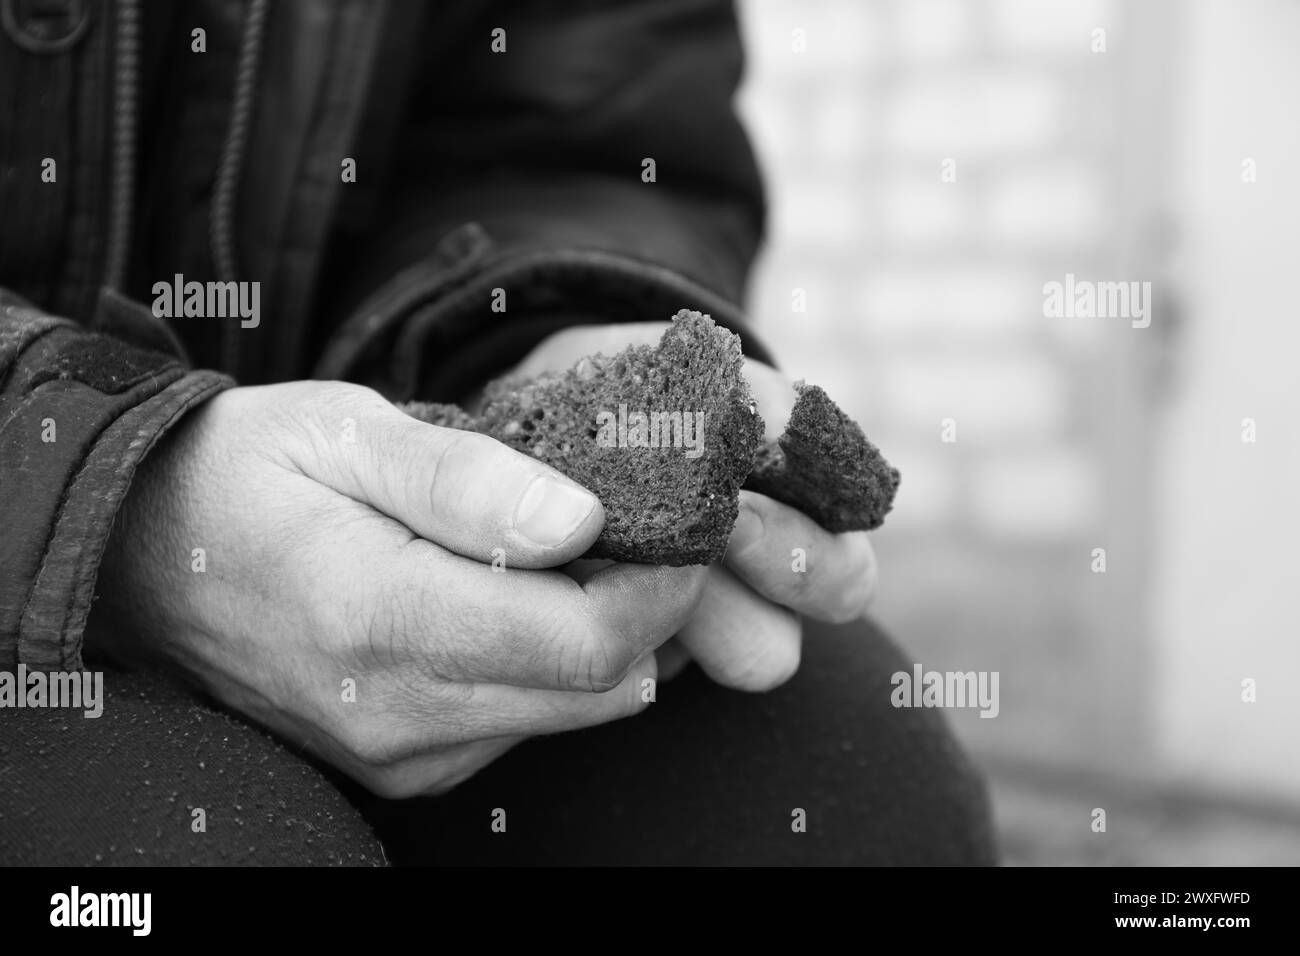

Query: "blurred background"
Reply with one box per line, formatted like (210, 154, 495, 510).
(735, 0, 1300, 864)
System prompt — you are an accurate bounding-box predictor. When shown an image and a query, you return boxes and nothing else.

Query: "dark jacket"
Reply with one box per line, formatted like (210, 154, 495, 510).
(0, 0, 768, 671)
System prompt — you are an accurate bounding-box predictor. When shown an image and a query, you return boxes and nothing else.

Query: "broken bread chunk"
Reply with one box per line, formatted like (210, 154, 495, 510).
(402, 310, 762, 565)
(745, 382, 900, 533)
(398, 311, 900, 564)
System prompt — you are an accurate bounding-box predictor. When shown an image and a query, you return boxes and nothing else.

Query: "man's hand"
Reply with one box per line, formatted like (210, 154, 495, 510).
(89, 381, 706, 798)
(516, 323, 879, 693)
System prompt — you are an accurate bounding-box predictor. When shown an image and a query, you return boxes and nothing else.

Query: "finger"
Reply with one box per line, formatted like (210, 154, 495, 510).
(291, 385, 605, 568)
(336, 538, 707, 693)
(460, 649, 660, 739)
(655, 638, 692, 682)
(334, 735, 528, 800)
(512, 322, 671, 378)
(677, 565, 801, 692)
(561, 557, 614, 585)
(331, 653, 661, 798)
(742, 360, 797, 442)
(577, 561, 709, 679)
(726, 490, 877, 624)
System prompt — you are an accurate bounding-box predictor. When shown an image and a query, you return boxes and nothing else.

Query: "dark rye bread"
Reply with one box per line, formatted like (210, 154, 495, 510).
(398, 311, 900, 564)
(745, 382, 900, 532)
(403, 311, 763, 565)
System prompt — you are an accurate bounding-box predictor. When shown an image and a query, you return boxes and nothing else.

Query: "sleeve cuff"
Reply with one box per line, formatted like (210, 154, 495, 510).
(1, 322, 232, 670)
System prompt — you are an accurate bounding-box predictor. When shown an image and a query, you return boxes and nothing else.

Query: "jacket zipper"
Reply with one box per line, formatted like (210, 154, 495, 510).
(102, 0, 140, 293)
(211, 0, 270, 379)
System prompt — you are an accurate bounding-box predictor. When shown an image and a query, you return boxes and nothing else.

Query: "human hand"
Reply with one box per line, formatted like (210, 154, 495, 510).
(89, 381, 706, 797)
(514, 323, 879, 692)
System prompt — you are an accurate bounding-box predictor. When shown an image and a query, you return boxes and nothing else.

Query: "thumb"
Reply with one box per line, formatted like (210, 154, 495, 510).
(292, 386, 605, 569)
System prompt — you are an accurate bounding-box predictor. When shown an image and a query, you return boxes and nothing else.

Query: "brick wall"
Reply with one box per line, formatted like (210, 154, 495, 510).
(734, 0, 1150, 769)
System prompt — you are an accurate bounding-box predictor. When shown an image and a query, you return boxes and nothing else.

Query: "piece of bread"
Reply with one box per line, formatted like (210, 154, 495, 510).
(745, 382, 900, 532)
(402, 311, 762, 565)
(398, 311, 899, 564)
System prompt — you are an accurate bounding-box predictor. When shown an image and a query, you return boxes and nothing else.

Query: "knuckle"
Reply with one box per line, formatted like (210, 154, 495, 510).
(428, 425, 484, 473)
(284, 380, 371, 427)
(275, 382, 377, 469)
(342, 576, 407, 670)
(421, 427, 489, 515)
(383, 576, 460, 678)
(339, 568, 456, 686)
(571, 631, 631, 693)
(540, 603, 629, 692)
(522, 605, 581, 690)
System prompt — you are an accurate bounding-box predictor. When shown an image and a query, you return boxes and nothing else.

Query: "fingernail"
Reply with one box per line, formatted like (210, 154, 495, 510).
(515, 477, 598, 548)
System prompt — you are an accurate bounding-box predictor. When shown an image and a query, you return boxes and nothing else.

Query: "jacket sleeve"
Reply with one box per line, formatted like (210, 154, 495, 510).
(315, 0, 772, 402)
(0, 288, 232, 671)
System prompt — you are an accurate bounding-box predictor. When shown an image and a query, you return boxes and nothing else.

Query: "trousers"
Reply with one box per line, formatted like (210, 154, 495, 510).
(0, 616, 996, 866)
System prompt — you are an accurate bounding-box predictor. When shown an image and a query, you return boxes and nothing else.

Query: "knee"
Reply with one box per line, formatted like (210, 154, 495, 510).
(0, 667, 384, 866)
(789, 615, 999, 864)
